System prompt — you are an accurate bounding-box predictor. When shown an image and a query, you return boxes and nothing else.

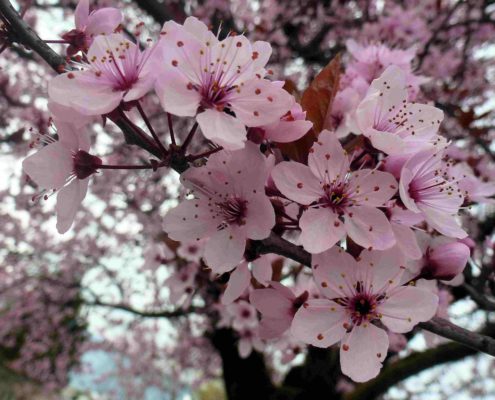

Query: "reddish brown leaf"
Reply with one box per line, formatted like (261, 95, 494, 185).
(277, 55, 341, 162)
(301, 54, 341, 134)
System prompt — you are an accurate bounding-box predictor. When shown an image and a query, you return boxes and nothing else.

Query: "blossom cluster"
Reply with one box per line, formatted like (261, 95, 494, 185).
(16, 0, 494, 388)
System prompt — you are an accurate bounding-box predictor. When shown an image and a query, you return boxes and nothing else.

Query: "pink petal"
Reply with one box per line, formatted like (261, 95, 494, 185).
(56, 178, 89, 234)
(251, 41, 272, 72)
(259, 317, 292, 340)
(56, 121, 90, 152)
(349, 169, 398, 207)
(263, 119, 312, 143)
(48, 101, 91, 128)
(356, 65, 408, 135)
(391, 223, 422, 260)
(204, 228, 246, 273)
(344, 206, 396, 250)
(249, 286, 293, 318)
(74, 0, 89, 29)
(48, 71, 123, 116)
(357, 247, 407, 293)
(155, 66, 201, 117)
(251, 257, 273, 286)
(340, 324, 389, 382)
(313, 246, 359, 299)
(85, 8, 123, 36)
(162, 199, 218, 242)
(228, 79, 294, 127)
(291, 298, 347, 347)
(182, 16, 217, 43)
(23, 142, 72, 189)
(196, 109, 247, 150)
(379, 286, 438, 333)
(308, 131, 349, 182)
(271, 161, 322, 205)
(299, 208, 346, 254)
(222, 262, 251, 305)
(420, 206, 467, 239)
(243, 194, 275, 240)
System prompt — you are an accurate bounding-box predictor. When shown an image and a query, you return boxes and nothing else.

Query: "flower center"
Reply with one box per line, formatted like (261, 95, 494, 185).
(318, 183, 349, 213)
(217, 196, 248, 227)
(72, 150, 102, 180)
(348, 293, 377, 324)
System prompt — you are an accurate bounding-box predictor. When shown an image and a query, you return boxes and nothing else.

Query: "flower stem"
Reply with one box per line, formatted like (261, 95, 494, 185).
(181, 122, 198, 152)
(167, 113, 176, 146)
(136, 101, 168, 157)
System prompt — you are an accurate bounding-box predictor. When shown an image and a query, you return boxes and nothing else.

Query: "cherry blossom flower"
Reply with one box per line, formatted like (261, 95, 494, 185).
(163, 143, 275, 272)
(156, 17, 294, 150)
(399, 149, 467, 238)
(177, 239, 206, 263)
(165, 263, 199, 305)
(22, 121, 99, 233)
(250, 282, 308, 340)
(291, 246, 438, 382)
(271, 131, 397, 253)
(49, 33, 159, 116)
(355, 65, 445, 155)
(62, 0, 123, 56)
(141, 242, 174, 272)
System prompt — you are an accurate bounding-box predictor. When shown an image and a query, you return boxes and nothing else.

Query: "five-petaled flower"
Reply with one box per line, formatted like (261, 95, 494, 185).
(356, 65, 445, 155)
(291, 246, 438, 382)
(271, 130, 398, 254)
(399, 149, 467, 238)
(49, 33, 159, 116)
(156, 17, 294, 150)
(162, 143, 275, 272)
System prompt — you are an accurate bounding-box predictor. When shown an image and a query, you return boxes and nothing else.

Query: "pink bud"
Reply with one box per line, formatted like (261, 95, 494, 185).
(424, 242, 470, 281)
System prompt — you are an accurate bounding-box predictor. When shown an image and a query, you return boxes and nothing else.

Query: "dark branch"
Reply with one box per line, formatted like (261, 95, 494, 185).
(0, 0, 66, 71)
(86, 299, 196, 318)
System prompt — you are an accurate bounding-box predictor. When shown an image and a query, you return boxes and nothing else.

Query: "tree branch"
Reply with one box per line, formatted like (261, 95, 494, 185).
(85, 299, 196, 318)
(0, 0, 66, 71)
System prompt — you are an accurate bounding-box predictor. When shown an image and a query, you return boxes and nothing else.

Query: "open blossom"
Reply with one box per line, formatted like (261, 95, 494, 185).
(399, 149, 467, 238)
(22, 121, 99, 233)
(49, 33, 159, 116)
(165, 263, 199, 305)
(271, 131, 397, 254)
(291, 247, 438, 382)
(62, 0, 123, 56)
(355, 65, 445, 155)
(156, 17, 294, 150)
(163, 143, 275, 272)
